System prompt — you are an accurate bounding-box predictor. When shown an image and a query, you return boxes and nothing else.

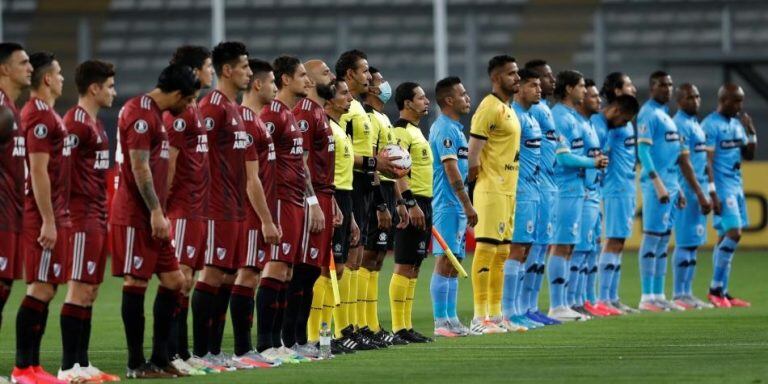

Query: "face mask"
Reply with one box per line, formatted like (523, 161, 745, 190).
(377, 81, 392, 104)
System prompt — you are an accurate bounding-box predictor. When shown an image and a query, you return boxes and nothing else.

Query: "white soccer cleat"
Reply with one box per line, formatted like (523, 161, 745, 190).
(548, 306, 587, 322)
(57, 365, 90, 383)
(170, 357, 205, 376)
(499, 319, 528, 333)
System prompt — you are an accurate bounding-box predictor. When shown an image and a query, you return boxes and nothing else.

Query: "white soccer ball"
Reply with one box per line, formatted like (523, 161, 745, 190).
(383, 144, 412, 170)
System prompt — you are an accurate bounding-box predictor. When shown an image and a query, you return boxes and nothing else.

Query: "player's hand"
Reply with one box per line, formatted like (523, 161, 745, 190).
(38, 219, 57, 250)
(150, 209, 170, 240)
(332, 201, 343, 228)
(676, 192, 687, 209)
(408, 205, 425, 230)
(377, 208, 392, 230)
(740, 112, 756, 135)
(697, 192, 712, 215)
(467, 166, 479, 184)
(350, 217, 361, 246)
(594, 154, 609, 169)
(309, 203, 325, 233)
(710, 191, 722, 215)
(464, 204, 478, 228)
(376, 150, 408, 179)
(653, 179, 670, 204)
(262, 220, 281, 245)
(396, 204, 409, 229)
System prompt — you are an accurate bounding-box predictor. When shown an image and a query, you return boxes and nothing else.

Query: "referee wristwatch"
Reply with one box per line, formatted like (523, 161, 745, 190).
(376, 203, 389, 212)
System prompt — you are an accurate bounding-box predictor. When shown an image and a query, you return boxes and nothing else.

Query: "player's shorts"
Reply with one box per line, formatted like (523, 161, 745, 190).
(512, 199, 539, 244)
(171, 218, 206, 271)
(332, 190, 353, 264)
(300, 193, 334, 268)
(0, 231, 22, 281)
(553, 195, 584, 245)
(68, 228, 108, 284)
(641, 185, 678, 234)
(473, 191, 514, 244)
(394, 196, 432, 267)
(110, 224, 179, 280)
(431, 209, 467, 259)
(352, 173, 373, 247)
(269, 199, 305, 265)
(604, 195, 636, 239)
(713, 191, 748, 235)
(673, 190, 708, 247)
(365, 181, 396, 252)
(240, 220, 267, 271)
(203, 220, 243, 272)
(534, 188, 556, 245)
(23, 226, 71, 284)
(575, 199, 601, 252)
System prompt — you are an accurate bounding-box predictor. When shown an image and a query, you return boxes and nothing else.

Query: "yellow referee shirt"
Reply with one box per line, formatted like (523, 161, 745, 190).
(366, 105, 395, 182)
(340, 99, 373, 165)
(331, 117, 354, 191)
(393, 118, 433, 198)
(469, 93, 521, 195)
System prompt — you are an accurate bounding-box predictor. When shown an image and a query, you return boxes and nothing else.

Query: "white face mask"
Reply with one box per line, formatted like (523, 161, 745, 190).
(377, 81, 392, 104)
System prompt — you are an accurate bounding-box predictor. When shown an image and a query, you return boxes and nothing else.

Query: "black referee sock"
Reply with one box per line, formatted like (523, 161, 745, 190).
(15, 296, 46, 368)
(32, 303, 49, 367)
(60, 303, 87, 370)
(170, 295, 190, 360)
(191, 281, 218, 357)
(78, 306, 93, 367)
(295, 265, 321, 345)
(210, 283, 231, 355)
(150, 286, 179, 368)
(255, 277, 281, 352)
(0, 282, 10, 331)
(281, 278, 302, 348)
(122, 285, 147, 370)
(274, 281, 289, 348)
(230, 285, 255, 356)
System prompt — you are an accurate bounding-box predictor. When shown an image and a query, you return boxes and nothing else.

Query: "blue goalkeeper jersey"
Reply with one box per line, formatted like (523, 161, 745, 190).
(592, 112, 636, 197)
(429, 113, 468, 212)
(512, 101, 542, 200)
(702, 111, 746, 194)
(674, 110, 708, 192)
(637, 99, 685, 189)
(552, 103, 585, 198)
(529, 101, 557, 192)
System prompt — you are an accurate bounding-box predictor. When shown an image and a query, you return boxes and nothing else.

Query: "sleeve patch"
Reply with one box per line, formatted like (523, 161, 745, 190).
(173, 118, 186, 132)
(134, 119, 149, 134)
(443, 138, 453, 148)
(33, 124, 48, 139)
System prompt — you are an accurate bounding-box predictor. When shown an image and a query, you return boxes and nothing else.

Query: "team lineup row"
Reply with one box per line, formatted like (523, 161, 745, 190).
(0, 39, 757, 383)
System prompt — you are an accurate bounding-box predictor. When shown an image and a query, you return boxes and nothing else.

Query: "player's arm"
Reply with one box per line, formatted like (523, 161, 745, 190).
(392, 177, 409, 229)
(467, 136, 485, 183)
(246, 159, 280, 244)
(303, 152, 325, 233)
(395, 175, 423, 230)
(372, 172, 392, 230)
(129, 148, 169, 239)
(740, 112, 756, 161)
(637, 142, 669, 203)
(678, 150, 710, 213)
(443, 158, 477, 227)
(556, 151, 607, 169)
(0, 106, 14, 143)
(332, 195, 343, 227)
(703, 121, 721, 214)
(29, 152, 56, 249)
(167, 146, 179, 192)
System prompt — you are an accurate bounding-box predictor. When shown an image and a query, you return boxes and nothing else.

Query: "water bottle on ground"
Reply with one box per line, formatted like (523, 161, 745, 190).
(319, 322, 332, 359)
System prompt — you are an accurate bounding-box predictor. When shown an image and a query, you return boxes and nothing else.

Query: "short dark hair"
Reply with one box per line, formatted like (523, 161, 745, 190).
(518, 68, 540, 84)
(584, 78, 596, 89)
(649, 70, 669, 87)
(554, 70, 584, 100)
(156, 64, 201, 97)
(600, 72, 627, 103)
(435, 76, 462, 108)
(29, 51, 56, 89)
(395, 81, 420, 111)
(75, 60, 116, 95)
(170, 45, 211, 70)
(611, 94, 640, 116)
(369, 66, 380, 76)
(211, 41, 248, 76)
(272, 55, 301, 89)
(0, 42, 24, 64)
(246, 58, 273, 89)
(524, 59, 547, 70)
(335, 49, 367, 79)
(487, 55, 515, 76)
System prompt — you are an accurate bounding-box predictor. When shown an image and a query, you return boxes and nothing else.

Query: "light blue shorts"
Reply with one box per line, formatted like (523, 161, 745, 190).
(431, 209, 467, 259)
(642, 185, 677, 234)
(713, 191, 748, 235)
(604, 195, 635, 239)
(512, 199, 539, 244)
(535, 188, 556, 245)
(553, 195, 583, 245)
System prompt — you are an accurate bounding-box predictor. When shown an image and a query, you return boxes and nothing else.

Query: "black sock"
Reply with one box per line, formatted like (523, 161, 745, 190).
(60, 303, 87, 370)
(255, 277, 281, 352)
(15, 296, 46, 368)
(230, 285, 255, 356)
(273, 281, 289, 348)
(122, 285, 146, 370)
(175, 295, 190, 360)
(281, 278, 301, 348)
(150, 286, 179, 368)
(78, 306, 92, 367)
(191, 281, 218, 357)
(32, 303, 49, 367)
(209, 283, 231, 355)
(0, 282, 10, 331)
(295, 265, 321, 345)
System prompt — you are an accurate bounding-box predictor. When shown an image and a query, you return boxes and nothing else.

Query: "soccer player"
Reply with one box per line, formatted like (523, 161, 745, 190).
(636, 71, 708, 312)
(0, 43, 31, 365)
(390, 81, 433, 343)
(191, 41, 252, 369)
(503, 69, 544, 332)
(594, 72, 640, 315)
(671, 83, 715, 309)
(258, 55, 321, 363)
(14, 51, 72, 384)
(161, 45, 215, 375)
(704, 83, 755, 308)
(428, 76, 476, 337)
(520, 59, 559, 324)
(547, 70, 607, 322)
(467, 55, 521, 334)
(58, 59, 120, 382)
(110, 64, 199, 378)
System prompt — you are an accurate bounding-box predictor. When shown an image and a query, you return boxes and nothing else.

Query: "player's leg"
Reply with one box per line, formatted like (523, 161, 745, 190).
(584, 213, 600, 312)
(709, 192, 749, 307)
(638, 183, 666, 312)
(503, 199, 539, 331)
(470, 191, 508, 334)
(571, 200, 598, 318)
(430, 209, 465, 337)
(547, 195, 585, 322)
(0, 231, 19, 345)
(525, 189, 559, 324)
(651, 190, 681, 311)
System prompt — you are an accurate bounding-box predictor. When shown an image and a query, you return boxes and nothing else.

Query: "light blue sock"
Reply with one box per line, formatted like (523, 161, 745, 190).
(639, 234, 662, 296)
(567, 251, 587, 307)
(447, 276, 459, 320)
(520, 252, 538, 312)
(684, 248, 698, 296)
(548, 255, 568, 309)
(577, 263, 588, 306)
(711, 237, 738, 293)
(502, 259, 522, 319)
(610, 255, 622, 302)
(598, 252, 618, 302)
(585, 249, 598, 304)
(517, 264, 526, 315)
(532, 244, 548, 311)
(430, 272, 450, 321)
(672, 246, 691, 297)
(653, 234, 671, 296)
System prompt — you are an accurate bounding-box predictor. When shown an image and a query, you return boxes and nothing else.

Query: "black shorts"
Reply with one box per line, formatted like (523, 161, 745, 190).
(351, 172, 373, 247)
(394, 196, 432, 267)
(365, 181, 397, 252)
(332, 190, 353, 264)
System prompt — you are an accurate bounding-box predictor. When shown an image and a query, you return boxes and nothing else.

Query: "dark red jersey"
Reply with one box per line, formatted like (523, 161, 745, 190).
(294, 98, 334, 195)
(200, 90, 249, 222)
(21, 97, 72, 228)
(64, 106, 109, 231)
(240, 105, 277, 226)
(163, 102, 210, 221)
(0, 89, 25, 232)
(109, 95, 169, 229)
(260, 99, 305, 207)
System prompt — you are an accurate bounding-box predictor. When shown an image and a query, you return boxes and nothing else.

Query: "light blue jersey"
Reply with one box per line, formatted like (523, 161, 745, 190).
(702, 111, 746, 195)
(552, 103, 586, 198)
(592, 113, 636, 197)
(529, 101, 557, 192)
(512, 102, 542, 200)
(674, 111, 708, 191)
(579, 113, 602, 193)
(637, 99, 684, 189)
(429, 113, 469, 213)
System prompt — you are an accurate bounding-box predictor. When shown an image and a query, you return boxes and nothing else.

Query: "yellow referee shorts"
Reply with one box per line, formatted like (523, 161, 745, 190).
(473, 191, 515, 244)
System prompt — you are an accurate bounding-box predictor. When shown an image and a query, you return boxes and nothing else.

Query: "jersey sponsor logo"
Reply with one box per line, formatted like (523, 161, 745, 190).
(0, 256, 6, 271)
(33, 123, 48, 139)
(133, 256, 143, 270)
(624, 137, 636, 147)
(298, 120, 309, 132)
(290, 137, 304, 155)
(267, 142, 276, 161)
(457, 147, 468, 159)
(443, 138, 453, 148)
(231, 117, 238, 126)
(694, 142, 707, 152)
(587, 148, 601, 157)
(266, 121, 276, 134)
(524, 138, 542, 148)
(173, 118, 186, 132)
(328, 134, 335, 152)
(134, 120, 149, 134)
(216, 247, 227, 260)
(62, 133, 75, 157)
(196, 134, 209, 153)
(233, 131, 249, 149)
(160, 140, 169, 159)
(545, 130, 558, 141)
(87, 261, 96, 275)
(570, 138, 584, 149)
(94, 150, 110, 170)
(13, 136, 25, 157)
(204, 117, 215, 131)
(664, 131, 680, 142)
(720, 139, 743, 149)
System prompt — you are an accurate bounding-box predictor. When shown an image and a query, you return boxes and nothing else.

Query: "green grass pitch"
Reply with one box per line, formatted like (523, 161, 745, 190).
(1, 251, 766, 383)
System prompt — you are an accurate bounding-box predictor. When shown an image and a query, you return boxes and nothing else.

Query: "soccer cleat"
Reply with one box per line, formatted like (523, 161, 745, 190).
(499, 318, 528, 333)
(197, 354, 230, 372)
(407, 329, 434, 343)
(594, 301, 623, 316)
(446, 319, 471, 336)
(80, 364, 121, 382)
(511, 315, 542, 329)
(434, 320, 459, 338)
(638, 300, 665, 312)
(359, 327, 388, 348)
(612, 301, 640, 314)
(58, 365, 101, 384)
(725, 294, 751, 308)
(260, 348, 292, 363)
(548, 306, 587, 322)
(473, 317, 507, 334)
(234, 351, 280, 368)
(570, 306, 592, 320)
(291, 343, 320, 360)
(372, 328, 395, 345)
(708, 288, 732, 308)
(33, 366, 68, 384)
(527, 310, 561, 325)
(184, 356, 219, 374)
(339, 325, 375, 351)
(584, 301, 611, 317)
(654, 298, 685, 311)
(277, 346, 309, 363)
(161, 364, 190, 377)
(169, 358, 206, 376)
(469, 318, 487, 335)
(388, 332, 409, 345)
(688, 295, 714, 309)
(673, 296, 696, 310)
(125, 363, 177, 379)
(331, 338, 358, 353)
(0, 376, 10, 384)
(11, 367, 38, 384)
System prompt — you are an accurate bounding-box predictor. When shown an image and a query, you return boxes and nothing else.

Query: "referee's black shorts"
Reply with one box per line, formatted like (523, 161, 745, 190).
(364, 180, 397, 252)
(394, 195, 432, 267)
(332, 190, 353, 264)
(351, 172, 373, 247)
